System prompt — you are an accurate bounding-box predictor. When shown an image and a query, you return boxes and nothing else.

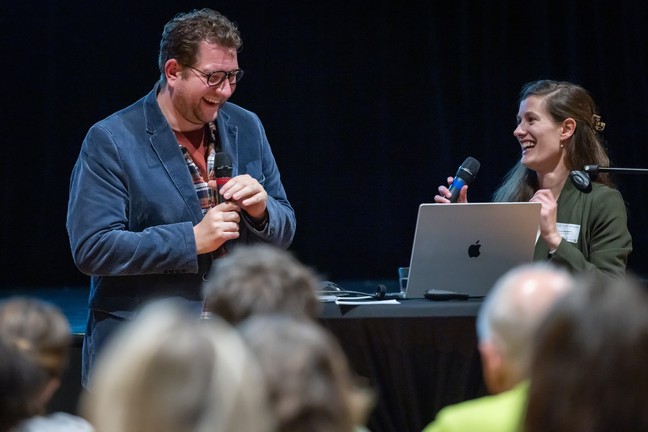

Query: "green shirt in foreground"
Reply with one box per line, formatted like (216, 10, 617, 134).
(421, 381, 528, 432)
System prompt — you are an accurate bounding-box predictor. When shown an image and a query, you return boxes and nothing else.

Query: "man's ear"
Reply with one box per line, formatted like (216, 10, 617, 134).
(164, 59, 182, 86)
(560, 117, 576, 141)
(478, 341, 506, 395)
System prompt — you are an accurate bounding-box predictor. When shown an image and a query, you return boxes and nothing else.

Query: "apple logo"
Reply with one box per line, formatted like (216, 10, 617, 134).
(468, 240, 481, 258)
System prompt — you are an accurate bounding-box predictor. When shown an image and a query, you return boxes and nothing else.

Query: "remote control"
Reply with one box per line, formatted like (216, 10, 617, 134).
(424, 288, 470, 301)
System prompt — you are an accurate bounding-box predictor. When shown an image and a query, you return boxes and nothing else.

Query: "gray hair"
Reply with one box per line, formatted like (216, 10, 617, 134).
(203, 244, 320, 324)
(476, 262, 574, 378)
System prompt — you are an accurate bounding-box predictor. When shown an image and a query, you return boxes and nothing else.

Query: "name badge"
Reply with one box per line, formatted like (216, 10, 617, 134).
(556, 223, 580, 243)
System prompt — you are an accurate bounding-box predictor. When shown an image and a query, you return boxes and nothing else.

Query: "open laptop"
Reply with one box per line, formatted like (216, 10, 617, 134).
(403, 202, 541, 299)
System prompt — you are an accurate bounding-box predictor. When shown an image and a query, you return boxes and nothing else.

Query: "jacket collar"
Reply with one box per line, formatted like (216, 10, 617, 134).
(143, 82, 237, 156)
(140, 83, 241, 220)
(142, 83, 203, 223)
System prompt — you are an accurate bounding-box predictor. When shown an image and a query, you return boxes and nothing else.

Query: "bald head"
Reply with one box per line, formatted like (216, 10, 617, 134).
(476, 263, 574, 392)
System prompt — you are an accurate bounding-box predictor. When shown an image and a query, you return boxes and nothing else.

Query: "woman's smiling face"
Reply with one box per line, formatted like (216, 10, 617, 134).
(514, 95, 567, 175)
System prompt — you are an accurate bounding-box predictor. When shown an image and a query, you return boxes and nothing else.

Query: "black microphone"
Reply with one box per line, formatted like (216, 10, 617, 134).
(214, 152, 233, 203)
(569, 170, 592, 193)
(448, 157, 481, 202)
(569, 164, 648, 193)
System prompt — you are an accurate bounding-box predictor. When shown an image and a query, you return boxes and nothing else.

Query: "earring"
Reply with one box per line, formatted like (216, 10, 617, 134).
(560, 144, 564, 148)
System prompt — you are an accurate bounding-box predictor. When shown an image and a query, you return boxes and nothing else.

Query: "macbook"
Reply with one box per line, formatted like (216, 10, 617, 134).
(403, 202, 541, 299)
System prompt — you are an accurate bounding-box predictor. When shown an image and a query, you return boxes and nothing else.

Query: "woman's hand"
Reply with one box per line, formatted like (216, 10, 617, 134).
(434, 177, 469, 203)
(530, 189, 562, 251)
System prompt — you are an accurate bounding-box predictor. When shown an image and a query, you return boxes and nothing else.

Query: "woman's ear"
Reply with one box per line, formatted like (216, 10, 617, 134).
(560, 117, 577, 141)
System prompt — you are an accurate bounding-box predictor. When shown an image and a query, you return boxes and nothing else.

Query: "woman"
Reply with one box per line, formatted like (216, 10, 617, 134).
(435, 80, 632, 277)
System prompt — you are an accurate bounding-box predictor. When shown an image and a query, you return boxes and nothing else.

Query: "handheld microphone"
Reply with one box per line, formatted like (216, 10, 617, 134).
(448, 157, 481, 202)
(214, 152, 233, 203)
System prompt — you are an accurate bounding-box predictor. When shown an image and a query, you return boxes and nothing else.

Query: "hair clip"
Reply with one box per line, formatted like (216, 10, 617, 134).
(592, 114, 606, 132)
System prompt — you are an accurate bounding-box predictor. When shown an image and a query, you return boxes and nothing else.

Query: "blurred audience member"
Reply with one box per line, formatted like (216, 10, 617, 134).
(0, 297, 93, 431)
(525, 274, 648, 432)
(0, 339, 44, 432)
(80, 299, 274, 432)
(421, 263, 573, 432)
(238, 314, 374, 432)
(203, 244, 320, 323)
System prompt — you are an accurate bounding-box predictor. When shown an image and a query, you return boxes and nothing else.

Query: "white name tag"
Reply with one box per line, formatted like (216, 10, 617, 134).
(556, 223, 580, 243)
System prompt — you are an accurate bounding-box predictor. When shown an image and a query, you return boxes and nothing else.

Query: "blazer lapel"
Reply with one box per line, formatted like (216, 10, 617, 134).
(143, 88, 203, 224)
(216, 109, 239, 176)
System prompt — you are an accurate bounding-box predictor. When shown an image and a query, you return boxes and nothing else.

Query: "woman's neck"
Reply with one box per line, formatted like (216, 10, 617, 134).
(537, 167, 569, 198)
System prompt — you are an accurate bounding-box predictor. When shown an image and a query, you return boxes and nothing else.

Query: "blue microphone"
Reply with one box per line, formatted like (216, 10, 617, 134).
(448, 157, 480, 202)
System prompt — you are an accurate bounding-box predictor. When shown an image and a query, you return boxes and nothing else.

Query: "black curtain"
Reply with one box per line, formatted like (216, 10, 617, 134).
(2, 0, 647, 287)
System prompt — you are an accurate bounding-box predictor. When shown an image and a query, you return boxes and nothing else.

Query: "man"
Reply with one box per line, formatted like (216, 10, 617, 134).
(66, 8, 296, 387)
(421, 262, 573, 432)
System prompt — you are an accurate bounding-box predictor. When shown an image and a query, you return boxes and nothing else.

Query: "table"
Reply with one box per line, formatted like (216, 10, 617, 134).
(319, 299, 486, 432)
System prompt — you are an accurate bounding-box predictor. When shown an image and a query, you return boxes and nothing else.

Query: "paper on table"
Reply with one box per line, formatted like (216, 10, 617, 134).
(334, 298, 400, 305)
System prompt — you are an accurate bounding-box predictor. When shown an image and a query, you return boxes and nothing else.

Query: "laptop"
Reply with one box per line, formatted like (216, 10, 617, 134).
(403, 202, 541, 299)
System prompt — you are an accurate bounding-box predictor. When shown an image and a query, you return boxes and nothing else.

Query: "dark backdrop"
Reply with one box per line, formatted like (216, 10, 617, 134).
(2, 0, 647, 288)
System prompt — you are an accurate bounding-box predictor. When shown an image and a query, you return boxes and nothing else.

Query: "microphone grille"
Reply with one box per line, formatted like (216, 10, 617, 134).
(460, 157, 480, 178)
(215, 152, 233, 177)
(215, 152, 233, 169)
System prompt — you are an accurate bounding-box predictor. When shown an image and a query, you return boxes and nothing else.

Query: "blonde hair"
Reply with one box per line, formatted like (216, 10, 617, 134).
(82, 299, 274, 432)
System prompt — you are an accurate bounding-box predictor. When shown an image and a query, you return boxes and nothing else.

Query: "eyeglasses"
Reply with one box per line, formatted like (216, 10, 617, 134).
(186, 65, 244, 87)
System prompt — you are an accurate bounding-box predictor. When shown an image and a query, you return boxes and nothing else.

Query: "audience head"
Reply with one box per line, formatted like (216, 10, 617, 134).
(0, 339, 47, 432)
(238, 314, 374, 432)
(476, 262, 574, 393)
(81, 299, 274, 432)
(0, 297, 72, 411)
(525, 274, 648, 432)
(203, 244, 320, 324)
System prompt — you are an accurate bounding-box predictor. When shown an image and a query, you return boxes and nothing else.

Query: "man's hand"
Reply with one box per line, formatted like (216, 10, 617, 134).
(193, 202, 241, 254)
(209, 174, 268, 222)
